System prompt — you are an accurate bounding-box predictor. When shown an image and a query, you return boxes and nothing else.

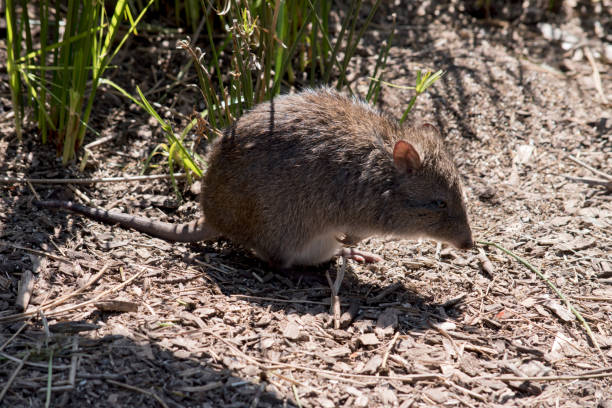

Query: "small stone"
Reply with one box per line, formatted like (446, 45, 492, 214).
(190, 180, 201, 195)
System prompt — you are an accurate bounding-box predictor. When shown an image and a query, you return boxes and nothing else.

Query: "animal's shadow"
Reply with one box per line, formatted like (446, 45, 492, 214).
(0, 324, 295, 407)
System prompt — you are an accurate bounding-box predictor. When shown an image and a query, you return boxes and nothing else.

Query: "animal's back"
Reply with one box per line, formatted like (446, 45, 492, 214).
(200, 88, 396, 265)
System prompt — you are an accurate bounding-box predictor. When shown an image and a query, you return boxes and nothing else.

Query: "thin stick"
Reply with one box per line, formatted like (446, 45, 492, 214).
(266, 370, 317, 392)
(0, 351, 30, 404)
(0, 264, 110, 323)
(0, 267, 141, 323)
(0, 241, 73, 264)
(0, 351, 70, 370)
(40, 264, 110, 308)
(27, 181, 41, 200)
(478, 241, 605, 363)
(204, 327, 608, 386)
(106, 379, 169, 408)
(16, 270, 35, 311)
(41, 268, 145, 318)
(69, 336, 79, 387)
(230, 294, 333, 306)
(0, 321, 29, 351)
(444, 379, 487, 402)
(381, 331, 400, 371)
(84, 134, 115, 149)
(567, 155, 612, 181)
(207, 331, 610, 384)
(193, 259, 236, 274)
(478, 372, 612, 382)
(583, 46, 609, 104)
(0, 173, 187, 185)
(564, 176, 612, 190)
(571, 296, 612, 302)
(45, 350, 53, 408)
(263, 362, 441, 382)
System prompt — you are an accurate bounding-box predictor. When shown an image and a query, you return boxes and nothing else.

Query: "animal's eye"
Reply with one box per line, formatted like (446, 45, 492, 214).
(434, 200, 447, 209)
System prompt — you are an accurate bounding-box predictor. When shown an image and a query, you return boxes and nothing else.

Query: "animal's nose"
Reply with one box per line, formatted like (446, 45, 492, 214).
(459, 238, 474, 250)
(455, 233, 474, 250)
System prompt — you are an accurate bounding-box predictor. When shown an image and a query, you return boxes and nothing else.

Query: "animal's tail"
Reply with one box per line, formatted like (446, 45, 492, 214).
(34, 200, 217, 242)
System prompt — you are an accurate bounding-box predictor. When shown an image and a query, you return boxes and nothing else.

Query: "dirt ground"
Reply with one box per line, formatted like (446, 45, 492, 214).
(1, 1, 611, 407)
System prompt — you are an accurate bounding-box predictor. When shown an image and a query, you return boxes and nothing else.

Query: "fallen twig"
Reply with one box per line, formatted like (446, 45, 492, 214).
(445, 379, 487, 402)
(69, 336, 79, 388)
(571, 295, 612, 302)
(0, 264, 111, 323)
(230, 294, 333, 306)
(567, 155, 612, 181)
(583, 46, 609, 105)
(0, 241, 73, 264)
(564, 176, 612, 190)
(16, 270, 35, 312)
(0, 321, 29, 352)
(45, 350, 53, 407)
(0, 351, 71, 370)
(381, 331, 400, 371)
(0, 266, 142, 323)
(479, 372, 612, 382)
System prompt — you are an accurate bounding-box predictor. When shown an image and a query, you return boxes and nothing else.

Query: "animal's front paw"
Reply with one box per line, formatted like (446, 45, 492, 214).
(338, 248, 383, 263)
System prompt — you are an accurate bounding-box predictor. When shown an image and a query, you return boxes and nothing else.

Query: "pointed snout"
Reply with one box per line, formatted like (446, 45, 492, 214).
(451, 228, 474, 250)
(457, 236, 474, 250)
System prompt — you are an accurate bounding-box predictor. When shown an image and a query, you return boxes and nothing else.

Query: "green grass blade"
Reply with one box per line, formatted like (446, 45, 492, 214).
(136, 86, 202, 177)
(39, 0, 50, 143)
(15, 24, 106, 64)
(338, 0, 382, 90)
(367, 13, 395, 104)
(271, 7, 313, 95)
(5, 0, 23, 139)
(45, 349, 53, 408)
(321, 0, 352, 84)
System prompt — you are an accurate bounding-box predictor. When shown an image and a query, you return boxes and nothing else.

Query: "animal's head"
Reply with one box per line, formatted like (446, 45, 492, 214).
(385, 124, 473, 250)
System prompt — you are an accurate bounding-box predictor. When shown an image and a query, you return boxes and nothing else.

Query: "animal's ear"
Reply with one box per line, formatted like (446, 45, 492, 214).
(393, 141, 421, 173)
